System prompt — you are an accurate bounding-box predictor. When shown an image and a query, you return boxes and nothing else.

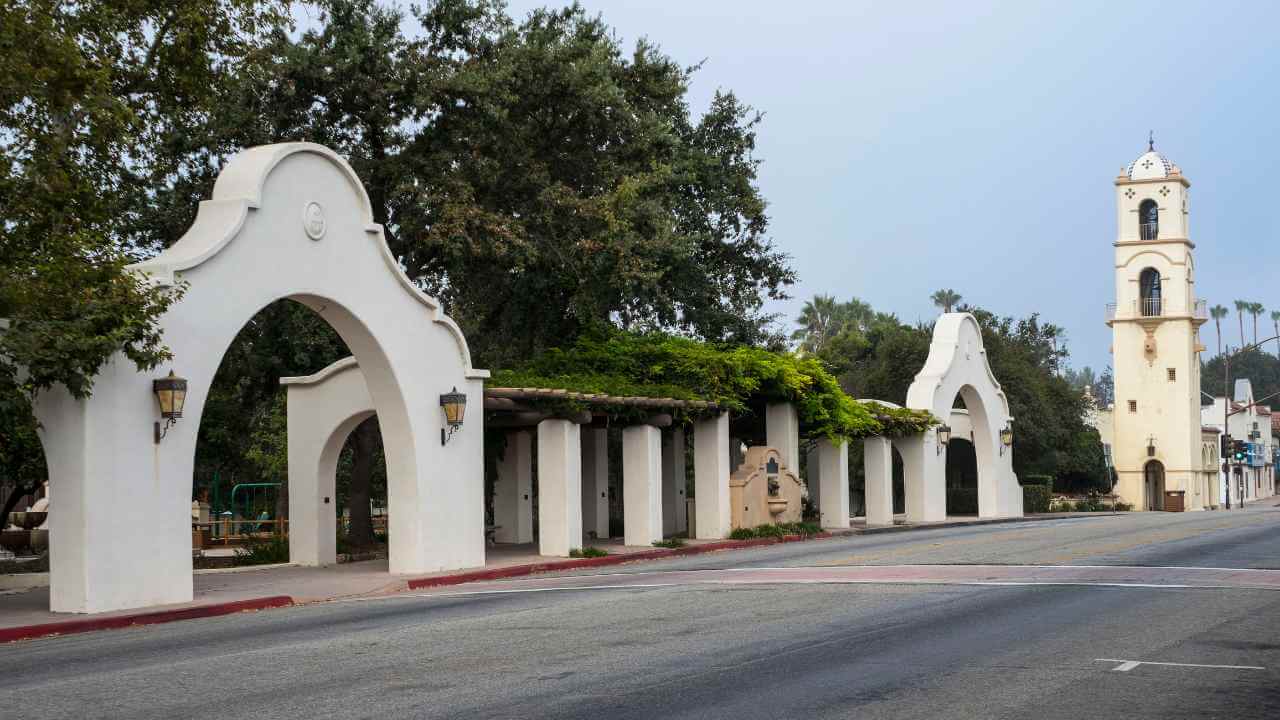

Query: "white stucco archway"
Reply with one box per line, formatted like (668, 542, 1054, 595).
(33, 143, 488, 613)
(903, 313, 1021, 521)
(280, 357, 375, 567)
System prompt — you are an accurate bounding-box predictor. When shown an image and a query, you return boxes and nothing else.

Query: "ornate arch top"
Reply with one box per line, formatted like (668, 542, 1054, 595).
(279, 356, 361, 387)
(905, 313, 1012, 421)
(129, 142, 487, 379)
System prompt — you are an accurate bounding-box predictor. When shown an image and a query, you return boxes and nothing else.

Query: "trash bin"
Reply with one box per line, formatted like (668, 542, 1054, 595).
(1163, 490, 1185, 512)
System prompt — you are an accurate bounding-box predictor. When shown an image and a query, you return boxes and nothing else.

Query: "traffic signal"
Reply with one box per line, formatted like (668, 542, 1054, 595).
(1232, 440, 1248, 463)
(1221, 434, 1232, 458)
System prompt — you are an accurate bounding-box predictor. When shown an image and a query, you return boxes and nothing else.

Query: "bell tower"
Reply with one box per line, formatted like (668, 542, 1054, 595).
(1106, 138, 1206, 510)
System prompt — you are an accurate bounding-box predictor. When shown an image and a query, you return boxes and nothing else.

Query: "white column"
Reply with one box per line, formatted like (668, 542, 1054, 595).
(623, 425, 663, 545)
(662, 428, 688, 536)
(863, 437, 893, 527)
(580, 427, 610, 540)
(36, 363, 193, 613)
(901, 433, 945, 522)
(806, 443, 822, 516)
(694, 412, 732, 539)
(766, 402, 800, 471)
(817, 438, 850, 529)
(537, 419, 582, 556)
(494, 431, 534, 544)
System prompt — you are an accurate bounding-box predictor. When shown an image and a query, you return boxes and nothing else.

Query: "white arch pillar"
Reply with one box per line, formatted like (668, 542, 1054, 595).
(905, 313, 1022, 521)
(33, 143, 489, 613)
(281, 358, 377, 567)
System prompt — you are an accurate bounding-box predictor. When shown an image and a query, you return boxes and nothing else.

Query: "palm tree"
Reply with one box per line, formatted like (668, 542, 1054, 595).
(1249, 302, 1265, 347)
(792, 294, 841, 354)
(1272, 310, 1280, 358)
(930, 289, 962, 314)
(1210, 305, 1229, 357)
(1234, 300, 1249, 349)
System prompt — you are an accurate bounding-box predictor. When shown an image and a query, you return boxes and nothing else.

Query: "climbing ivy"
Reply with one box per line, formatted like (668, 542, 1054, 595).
(488, 330, 935, 439)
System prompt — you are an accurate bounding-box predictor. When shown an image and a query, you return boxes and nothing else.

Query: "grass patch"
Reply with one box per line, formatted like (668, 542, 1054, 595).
(652, 538, 686, 549)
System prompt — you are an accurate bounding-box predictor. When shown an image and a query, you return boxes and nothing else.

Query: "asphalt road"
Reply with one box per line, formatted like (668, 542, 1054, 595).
(5, 507, 1280, 719)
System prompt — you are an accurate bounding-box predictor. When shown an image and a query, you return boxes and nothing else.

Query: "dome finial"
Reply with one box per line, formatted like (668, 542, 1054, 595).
(1148, 130, 1155, 152)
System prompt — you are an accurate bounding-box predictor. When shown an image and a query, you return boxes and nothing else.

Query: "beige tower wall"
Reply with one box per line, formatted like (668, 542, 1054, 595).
(1108, 157, 1206, 511)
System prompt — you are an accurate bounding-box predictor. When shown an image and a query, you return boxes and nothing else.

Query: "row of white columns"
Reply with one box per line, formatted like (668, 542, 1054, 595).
(492, 413, 733, 557)
(816, 435, 947, 527)
(806, 436, 903, 529)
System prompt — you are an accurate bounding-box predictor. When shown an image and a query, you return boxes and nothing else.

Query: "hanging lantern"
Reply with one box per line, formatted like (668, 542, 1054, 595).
(936, 425, 951, 455)
(440, 387, 467, 445)
(152, 370, 188, 443)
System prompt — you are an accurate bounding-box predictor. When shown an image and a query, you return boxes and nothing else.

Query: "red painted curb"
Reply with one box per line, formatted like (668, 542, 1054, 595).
(408, 531, 833, 590)
(0, 595, 295, 644)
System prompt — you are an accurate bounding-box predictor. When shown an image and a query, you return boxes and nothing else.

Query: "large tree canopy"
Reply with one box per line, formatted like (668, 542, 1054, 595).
(139, 0, 793, 370)
(1, 0, 794, 530)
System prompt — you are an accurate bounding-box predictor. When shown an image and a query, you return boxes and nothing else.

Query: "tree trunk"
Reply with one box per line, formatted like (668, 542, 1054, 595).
(347, 417, 379, 547)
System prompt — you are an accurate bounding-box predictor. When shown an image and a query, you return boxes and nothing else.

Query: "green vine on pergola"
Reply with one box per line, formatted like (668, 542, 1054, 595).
(488, 330, 936, 440)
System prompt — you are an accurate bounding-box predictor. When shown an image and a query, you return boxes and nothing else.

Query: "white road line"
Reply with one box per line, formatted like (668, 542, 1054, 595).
(1096, 658, 1266, 672)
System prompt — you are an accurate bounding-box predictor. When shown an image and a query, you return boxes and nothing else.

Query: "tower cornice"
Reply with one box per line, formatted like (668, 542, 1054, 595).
(1114, 238, 1195, 250)
(1115, 175, 1191, 188)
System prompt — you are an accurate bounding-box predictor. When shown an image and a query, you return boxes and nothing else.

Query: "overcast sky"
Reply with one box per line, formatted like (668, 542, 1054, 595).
(473, 1, 1280, 370)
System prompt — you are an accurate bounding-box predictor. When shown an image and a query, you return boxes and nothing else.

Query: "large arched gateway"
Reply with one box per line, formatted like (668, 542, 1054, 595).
(902, 313, 1022, 521)
(33, 144, 488, 613)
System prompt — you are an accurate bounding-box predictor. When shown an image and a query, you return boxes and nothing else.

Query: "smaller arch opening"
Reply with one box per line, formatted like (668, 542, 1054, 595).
(1139, 198, 1158, 240)
(1139, 268, 1162, 317)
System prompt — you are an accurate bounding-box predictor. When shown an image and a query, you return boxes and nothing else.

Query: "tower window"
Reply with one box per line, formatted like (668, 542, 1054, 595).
(1139, 268, 1162, 317)
(1139, 199, 1158, 240)
(1128, 400, 1138, 413)
(1167, 368, 1177, 381)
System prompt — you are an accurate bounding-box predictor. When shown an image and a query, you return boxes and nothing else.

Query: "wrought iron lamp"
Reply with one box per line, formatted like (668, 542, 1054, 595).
(153, 370, 188, 443)
(440, 387, 467, 445)
(936, 425, 951, 455)
(999, 424, 1014, 455)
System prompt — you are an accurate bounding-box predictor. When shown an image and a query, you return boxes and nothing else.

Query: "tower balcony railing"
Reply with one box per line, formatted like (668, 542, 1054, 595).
(1105, 299, 1208, 322)
(1139, 222, 1159, 241)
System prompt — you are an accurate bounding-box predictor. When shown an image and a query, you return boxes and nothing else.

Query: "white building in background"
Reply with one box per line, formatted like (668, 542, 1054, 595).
(1102, 141, 1210, 511)
(1202, 379, 1275, 505)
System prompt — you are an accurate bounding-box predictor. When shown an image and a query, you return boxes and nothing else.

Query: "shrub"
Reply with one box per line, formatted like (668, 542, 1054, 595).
(946, 487, 978, 515)
(653, 538, 685, 548)
(728, 522, 821, 539)
(1114, 501, 1133, 512)
(233, 536, 290, 566)
(1022, 484, 1051, 513)
(1023, 474, 1053, 487)
(569, 547, 609, 558)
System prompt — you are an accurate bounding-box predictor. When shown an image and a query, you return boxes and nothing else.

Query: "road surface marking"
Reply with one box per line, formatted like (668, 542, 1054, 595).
(1097, 658, 1266, 672)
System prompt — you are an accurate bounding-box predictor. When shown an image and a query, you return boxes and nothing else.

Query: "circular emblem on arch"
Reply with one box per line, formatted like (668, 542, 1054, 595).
(303, 201, 327, 240)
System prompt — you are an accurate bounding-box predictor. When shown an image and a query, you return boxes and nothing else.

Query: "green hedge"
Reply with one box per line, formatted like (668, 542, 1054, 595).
(1022, 474, 1053, 487)
(946, 487, 978, 515)
(1022, 484, 1052, 513)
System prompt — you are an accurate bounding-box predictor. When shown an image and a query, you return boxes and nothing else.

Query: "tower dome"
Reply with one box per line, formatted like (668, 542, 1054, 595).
(1126, 138, 1179, 180)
